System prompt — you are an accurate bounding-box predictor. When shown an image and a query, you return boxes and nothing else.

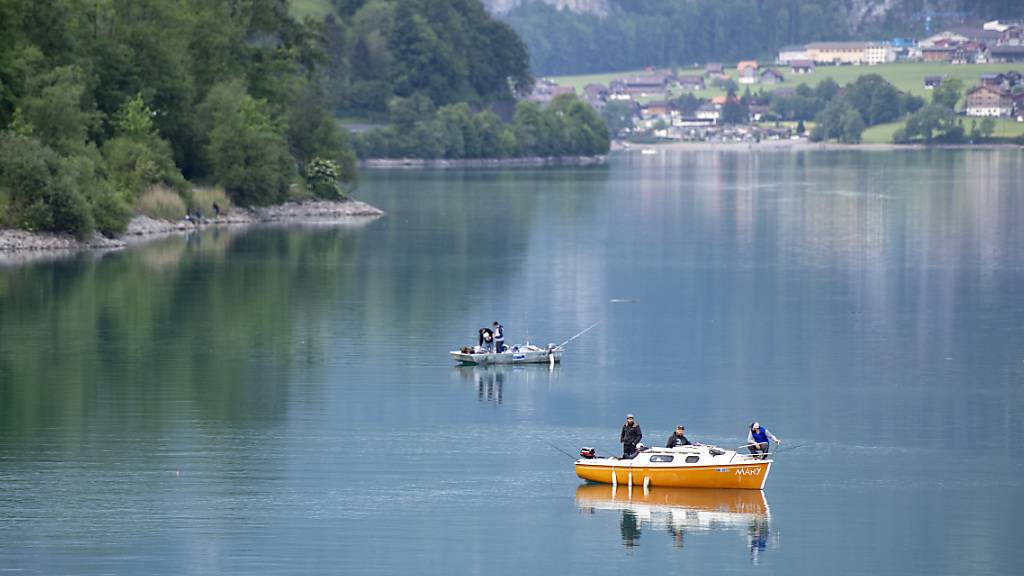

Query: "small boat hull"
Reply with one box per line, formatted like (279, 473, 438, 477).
(450, 346, 562, 365)
(576, 461, 770, 490)
(575, 445, 772, 490)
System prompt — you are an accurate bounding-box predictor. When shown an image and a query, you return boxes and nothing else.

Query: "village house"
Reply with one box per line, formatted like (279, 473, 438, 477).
(527, 79, 575, 104)
(789, 60, 815, 74)
(989, 45, 1024, 63)
(621, 74, 671, 97)
(805, 42, 868, 65)
(923, 75, 946, 90)
(965, 85, 1013, 117)
(678, 75, 705, 91)
(980, 73, 1009, 90)
(641, 100, 672, 119)
(759, 69, 784, 85)
(776, 45, 808, 64)
(705, 62, 726, 78)
(737, 61, 759, 84)
(695, 102, 720, 124)
(921, 45, 956, 62)
(748, 104, 770, 122)
(582, 83, 609, 107)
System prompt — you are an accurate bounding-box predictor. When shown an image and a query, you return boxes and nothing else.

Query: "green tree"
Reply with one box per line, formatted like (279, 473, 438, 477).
(839, 108, 865, 143)
(0, 133, 94, 239)
(980, 116, 996, 140)
(601, 101, 635, 138)
(932, 78, 964, 110)
(198, 81, 295, 206)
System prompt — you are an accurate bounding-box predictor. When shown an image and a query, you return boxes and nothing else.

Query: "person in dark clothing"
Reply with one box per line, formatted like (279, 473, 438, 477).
(620, 414, 642, 458)
(213, 202, 221, 217)
(478, 328, 494, 352)
(492, 321, 505, 353)
(666, 425, 692, 448)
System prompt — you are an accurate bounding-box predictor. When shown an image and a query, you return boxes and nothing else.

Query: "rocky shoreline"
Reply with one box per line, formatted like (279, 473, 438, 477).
(360, 155, 607, 169)
(0, 199, 385, 255)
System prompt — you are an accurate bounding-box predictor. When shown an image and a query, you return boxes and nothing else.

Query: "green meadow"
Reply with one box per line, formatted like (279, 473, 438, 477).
(552, 62, 1023, 100)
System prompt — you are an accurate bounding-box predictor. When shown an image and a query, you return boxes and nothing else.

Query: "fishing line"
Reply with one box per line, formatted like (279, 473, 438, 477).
(542, 439, 579, 460)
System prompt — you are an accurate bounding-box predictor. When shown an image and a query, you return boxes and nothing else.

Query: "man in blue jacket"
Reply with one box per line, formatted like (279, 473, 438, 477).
(747, 422, 780, 459)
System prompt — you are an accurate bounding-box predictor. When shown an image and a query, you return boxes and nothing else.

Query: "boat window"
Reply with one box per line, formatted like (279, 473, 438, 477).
(649, 455, 674, 462)
(685, 455, 700, 463)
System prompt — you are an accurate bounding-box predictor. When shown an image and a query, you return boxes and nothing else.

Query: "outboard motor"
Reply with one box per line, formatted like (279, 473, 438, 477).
(579, 447, 596, 459)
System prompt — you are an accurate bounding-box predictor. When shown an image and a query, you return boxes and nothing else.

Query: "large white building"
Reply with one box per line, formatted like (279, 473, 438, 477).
(776, 45, 808, 64)
(863, 42, 896, 64)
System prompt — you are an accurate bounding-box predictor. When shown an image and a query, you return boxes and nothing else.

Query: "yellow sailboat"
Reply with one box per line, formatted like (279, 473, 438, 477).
(575, 444, 771, 490)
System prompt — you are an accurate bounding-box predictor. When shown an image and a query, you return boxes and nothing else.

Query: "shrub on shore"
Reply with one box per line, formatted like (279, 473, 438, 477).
(136, 186, 186, 221)
(192, 186, 232, 217)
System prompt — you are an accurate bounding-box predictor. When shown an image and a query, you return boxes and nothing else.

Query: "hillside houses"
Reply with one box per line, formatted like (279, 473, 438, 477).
(965, 85, 1013, 116)
(775, 21, 1024, 66)
(527, 78, 575, 104)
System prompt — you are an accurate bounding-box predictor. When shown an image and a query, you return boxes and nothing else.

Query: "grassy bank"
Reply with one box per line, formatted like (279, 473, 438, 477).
(860, 117, 1024, 144)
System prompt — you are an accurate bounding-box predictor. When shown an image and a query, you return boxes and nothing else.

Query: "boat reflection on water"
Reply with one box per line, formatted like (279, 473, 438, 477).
(576, 484, 775, 562)
(453, 364, 559, 406)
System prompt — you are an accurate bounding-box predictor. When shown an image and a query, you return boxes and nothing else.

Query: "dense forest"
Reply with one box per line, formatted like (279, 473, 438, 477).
(322, 0, 532, 118)
(500, 0, 1024, 75)
(0, 0, 357, 239)
(0, 0, 558, 239)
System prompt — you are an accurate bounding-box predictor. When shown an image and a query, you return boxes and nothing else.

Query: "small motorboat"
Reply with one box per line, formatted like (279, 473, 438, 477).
(575, 444, 772, 490)
(450, 343, 563, 365)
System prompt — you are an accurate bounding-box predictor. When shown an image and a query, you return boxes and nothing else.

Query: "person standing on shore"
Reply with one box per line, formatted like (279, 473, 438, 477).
(620, 414, 642, 458)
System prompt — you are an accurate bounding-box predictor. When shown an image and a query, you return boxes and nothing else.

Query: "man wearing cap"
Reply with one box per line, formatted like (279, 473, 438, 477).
(747, 421, 780, 459)
(666, 425, 692, 448)
(620, 414, 642, 458)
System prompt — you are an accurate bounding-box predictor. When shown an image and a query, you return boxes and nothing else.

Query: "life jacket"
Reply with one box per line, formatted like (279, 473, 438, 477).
(493, 325, 504, 341)
(751, 427, 769, 443)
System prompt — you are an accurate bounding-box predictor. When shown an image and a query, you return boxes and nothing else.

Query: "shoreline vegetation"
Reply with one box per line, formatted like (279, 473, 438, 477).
(0, 199, 383, 256)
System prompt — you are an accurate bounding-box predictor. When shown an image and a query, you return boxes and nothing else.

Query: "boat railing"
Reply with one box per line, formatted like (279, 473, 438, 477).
(729, 444, 772, 463)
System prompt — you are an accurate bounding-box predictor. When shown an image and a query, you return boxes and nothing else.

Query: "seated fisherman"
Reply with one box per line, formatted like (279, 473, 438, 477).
(666, 425, 692, 448)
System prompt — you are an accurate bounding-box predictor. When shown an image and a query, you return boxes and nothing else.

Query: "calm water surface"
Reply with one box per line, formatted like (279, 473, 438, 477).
(1, 150, 1022, 575)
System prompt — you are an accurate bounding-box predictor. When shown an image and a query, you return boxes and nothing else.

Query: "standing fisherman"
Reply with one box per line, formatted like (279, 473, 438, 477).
(620, 414, 642, 459)
(492, 321, 505, 353)
(746, 422, 780, 459)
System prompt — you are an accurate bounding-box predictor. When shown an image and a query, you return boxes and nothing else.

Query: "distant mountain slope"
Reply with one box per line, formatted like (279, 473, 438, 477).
(496, 0, 1022, 76)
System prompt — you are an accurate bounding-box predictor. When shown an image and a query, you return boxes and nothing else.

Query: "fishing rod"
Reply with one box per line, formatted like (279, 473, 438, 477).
(558, 321, 601, 348)
(771, 442, 808, 455)
(542, 439, 579, 460)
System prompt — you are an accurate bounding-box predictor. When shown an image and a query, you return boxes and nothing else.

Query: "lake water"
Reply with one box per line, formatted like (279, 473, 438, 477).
(1, 149, 1022, 575)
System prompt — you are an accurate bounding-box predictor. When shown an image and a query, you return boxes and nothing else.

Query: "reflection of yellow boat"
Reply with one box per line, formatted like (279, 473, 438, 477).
(575, 484, 769, 524)
(576, 483, 773, 558)
(575, 445, 771, 489)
